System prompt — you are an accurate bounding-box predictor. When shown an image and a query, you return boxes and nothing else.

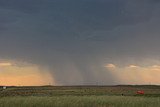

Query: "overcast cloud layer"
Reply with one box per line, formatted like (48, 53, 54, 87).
(1, 0, 160, 85)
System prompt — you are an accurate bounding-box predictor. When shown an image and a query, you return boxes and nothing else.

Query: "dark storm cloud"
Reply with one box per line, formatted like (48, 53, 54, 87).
(0, 0, 160, 85)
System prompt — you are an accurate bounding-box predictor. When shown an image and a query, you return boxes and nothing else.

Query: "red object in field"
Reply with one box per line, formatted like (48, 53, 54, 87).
(137, 90, 144, 95)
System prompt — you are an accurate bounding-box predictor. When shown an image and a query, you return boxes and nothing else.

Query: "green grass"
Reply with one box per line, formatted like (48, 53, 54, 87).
(1, 85, 160, 97)
(0, 96, 160, 107)
(1, 85, 160, 107)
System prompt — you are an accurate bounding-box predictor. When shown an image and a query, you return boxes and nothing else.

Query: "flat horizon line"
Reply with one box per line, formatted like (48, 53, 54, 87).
(1, 84, 160, 87)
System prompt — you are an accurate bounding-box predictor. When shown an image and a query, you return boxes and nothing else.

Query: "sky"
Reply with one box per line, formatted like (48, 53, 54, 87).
(1, 0, 160, 86)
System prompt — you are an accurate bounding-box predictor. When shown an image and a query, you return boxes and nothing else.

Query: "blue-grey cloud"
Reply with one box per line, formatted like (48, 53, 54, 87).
(0, 0, 160, 85)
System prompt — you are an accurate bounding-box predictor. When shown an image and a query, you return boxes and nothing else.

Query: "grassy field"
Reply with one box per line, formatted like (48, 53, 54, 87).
(1, 85, 160, 107)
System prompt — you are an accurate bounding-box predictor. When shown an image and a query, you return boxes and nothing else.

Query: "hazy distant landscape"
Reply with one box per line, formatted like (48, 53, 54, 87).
(1, 85, 160, 107)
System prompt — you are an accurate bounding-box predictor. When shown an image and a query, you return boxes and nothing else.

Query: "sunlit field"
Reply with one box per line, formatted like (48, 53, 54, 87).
(1, 85, 160, 107)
